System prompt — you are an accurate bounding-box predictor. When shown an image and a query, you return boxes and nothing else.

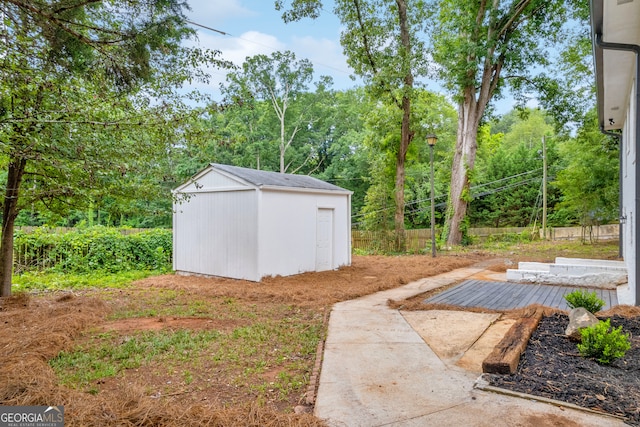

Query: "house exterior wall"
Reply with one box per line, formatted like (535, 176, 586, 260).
(173, 189, 260, 281)
(620, 77, 638, 305)
(257, 189, 351, 279)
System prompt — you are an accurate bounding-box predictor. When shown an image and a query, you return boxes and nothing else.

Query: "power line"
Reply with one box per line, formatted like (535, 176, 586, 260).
(186, 20, 229, 36)
(350, 168, 545, 221)
(471, 177, 541, 198)
(471, 168, 542, 190)
(351, 192, 449, 219)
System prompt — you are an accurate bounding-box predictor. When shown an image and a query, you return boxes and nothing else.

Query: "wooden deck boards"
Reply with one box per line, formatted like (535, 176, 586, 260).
(424, 280, 618, 311)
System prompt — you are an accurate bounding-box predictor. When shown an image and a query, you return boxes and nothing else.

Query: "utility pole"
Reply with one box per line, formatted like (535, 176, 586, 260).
(542, 136, 547, 240)
(427, 134, 438, 257)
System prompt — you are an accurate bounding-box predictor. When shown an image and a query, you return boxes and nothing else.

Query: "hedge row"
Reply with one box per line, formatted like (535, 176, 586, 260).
(13, 226, 172, 273)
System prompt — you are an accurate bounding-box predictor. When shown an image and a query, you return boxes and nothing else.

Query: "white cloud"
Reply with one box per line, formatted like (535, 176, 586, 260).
(178, 1, 358, 100)
(291, 36, 350, 77)
(193, 30, 285, 67)
(186, 0, 255, 26)
(183, 30, 287, 101)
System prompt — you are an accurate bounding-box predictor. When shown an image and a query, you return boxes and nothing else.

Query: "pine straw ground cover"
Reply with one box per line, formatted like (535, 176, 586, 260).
(0, 254, 479, 426)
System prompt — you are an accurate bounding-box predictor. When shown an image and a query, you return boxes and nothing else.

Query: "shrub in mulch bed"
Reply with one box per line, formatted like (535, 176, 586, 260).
(484, 310, 640, 426)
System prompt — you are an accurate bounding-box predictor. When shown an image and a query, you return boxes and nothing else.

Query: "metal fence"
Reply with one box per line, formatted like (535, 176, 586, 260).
(15, 226, 148, 235)
(11, 227, 172, 273)
(11, 225, 619, 269)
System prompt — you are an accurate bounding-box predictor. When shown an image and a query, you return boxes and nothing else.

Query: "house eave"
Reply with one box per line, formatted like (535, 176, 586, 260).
(590, 0, 640, 131)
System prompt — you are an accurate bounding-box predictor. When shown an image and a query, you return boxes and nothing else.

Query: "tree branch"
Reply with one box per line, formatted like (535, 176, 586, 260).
(496, 0, 532, 40)
(51, 0, 102, 15)
(352, 0, 378, 76)
(0, 117, 165, 127)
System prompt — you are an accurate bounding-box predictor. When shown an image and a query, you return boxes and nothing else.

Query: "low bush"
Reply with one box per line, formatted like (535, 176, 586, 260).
(12, 270, 161, 292)
(485, 231, 534, 244)
(577, 319, 631, 364)
(564, 289, 605, 313)
(14, 226, 172, 274)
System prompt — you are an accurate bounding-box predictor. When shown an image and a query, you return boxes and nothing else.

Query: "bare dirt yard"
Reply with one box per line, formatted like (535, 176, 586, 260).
(0, 253, 481, 426)
(1, 240, 632, 426)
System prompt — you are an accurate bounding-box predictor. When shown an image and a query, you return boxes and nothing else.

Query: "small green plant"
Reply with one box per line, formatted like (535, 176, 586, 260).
(13, 270, 160, 292)
(577, 319, 631, 364)
(564, 289, 605, 313)
(183, 370, 193, 385)
(50, 329, 220, 388)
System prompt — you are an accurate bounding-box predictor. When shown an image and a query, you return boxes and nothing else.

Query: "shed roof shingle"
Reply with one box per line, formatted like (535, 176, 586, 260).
(212, 163, 348, 192)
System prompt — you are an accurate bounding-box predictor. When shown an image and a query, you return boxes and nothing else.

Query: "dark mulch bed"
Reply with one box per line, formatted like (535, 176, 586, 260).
(485, 313, 640, 426)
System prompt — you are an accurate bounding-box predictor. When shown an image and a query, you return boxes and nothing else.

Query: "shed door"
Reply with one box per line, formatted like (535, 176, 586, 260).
(316, 208, 334, 271)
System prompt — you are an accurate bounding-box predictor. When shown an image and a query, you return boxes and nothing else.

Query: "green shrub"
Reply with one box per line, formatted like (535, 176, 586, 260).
(14, 226, 172, 274)
(13, 270, 160, 292)
(577, 319, 631, 364)
(564, 289, 605, 313)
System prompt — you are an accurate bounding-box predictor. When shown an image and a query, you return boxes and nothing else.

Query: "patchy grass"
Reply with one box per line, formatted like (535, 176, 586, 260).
(47, 291, 325, 409)
(459, 239, 620, 261)
(0, 241, 623, 426)
(106, 291, 262, 320)
(13, 270, 164, 292)
(50, 329, 222, 391)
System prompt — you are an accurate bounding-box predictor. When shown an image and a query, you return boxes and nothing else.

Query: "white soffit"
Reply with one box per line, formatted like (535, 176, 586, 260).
(601, 0, 640, 130)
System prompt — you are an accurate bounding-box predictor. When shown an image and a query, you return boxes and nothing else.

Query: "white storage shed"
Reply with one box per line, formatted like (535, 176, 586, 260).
(172, 163, 352, 281)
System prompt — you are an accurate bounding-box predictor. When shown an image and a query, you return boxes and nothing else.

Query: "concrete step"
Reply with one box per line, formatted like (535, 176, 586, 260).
(506, 269, 546, 282)
(517, 262, 551, 272)
(554, 257, 625, 268)
(549, 263, 627, 276)
(506, 268, 624, 288)
(508, 258, 627, 289)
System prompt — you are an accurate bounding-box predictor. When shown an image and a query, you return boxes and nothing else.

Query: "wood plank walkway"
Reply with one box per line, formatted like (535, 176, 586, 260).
(424, 280, 618, 311)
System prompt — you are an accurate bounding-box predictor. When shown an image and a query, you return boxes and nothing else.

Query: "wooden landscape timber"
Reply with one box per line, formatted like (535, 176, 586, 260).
(482, 309, 543, 374)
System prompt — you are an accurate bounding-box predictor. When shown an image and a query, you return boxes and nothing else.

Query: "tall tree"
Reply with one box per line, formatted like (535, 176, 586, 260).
(221, 51, 327, 173)
(317, 88, 372, 216)
(430, 0, 569, 245)
(468, 110, 557, 228)
(277, 0, 429, 248)
(553, 110, 619, 227)
(359, 90, 456, 231)
(0, 0, 223, 296)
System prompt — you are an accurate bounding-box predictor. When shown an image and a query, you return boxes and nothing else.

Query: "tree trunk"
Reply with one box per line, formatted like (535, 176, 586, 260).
(446, 92, 480, 246)
(280, 114, 286, 173)
(0, 156, 27, 297)
(394, 94, 412, 250)
(392, 0, 413, 251)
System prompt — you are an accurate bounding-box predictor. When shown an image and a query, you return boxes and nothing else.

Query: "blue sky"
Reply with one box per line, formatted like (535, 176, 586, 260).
(183, 0, 521, 113)
(184, 0, 358, 99)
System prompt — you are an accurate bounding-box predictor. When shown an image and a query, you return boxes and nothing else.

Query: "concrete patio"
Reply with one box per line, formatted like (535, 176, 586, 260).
(314, 265, 627, 426)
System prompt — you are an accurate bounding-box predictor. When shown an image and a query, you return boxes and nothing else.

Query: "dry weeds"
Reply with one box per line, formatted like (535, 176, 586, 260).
(0, 293, 326, 426)
(0, 254, 480, 426)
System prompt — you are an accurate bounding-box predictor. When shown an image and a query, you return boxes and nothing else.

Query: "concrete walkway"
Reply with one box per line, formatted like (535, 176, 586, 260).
(314, 266, 627, 427)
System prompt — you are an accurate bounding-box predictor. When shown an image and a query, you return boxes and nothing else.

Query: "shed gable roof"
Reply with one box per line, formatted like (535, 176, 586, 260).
(211, 163, 349, 193)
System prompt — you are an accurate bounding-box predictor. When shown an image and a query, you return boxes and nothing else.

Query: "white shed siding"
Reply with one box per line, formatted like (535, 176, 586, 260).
(257, 189, 350, 278)
(173, 190, 259, 281)
(178, 171, 247, 193)
(321, 192, 351, 269)
(173, 163, 351, 281)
